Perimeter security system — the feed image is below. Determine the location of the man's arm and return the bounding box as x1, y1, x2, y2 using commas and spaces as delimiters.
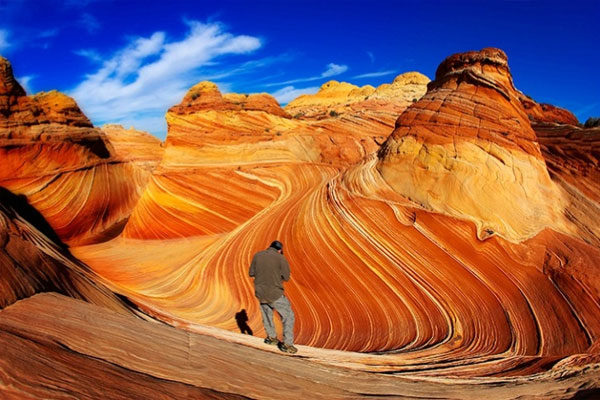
249, 255, 256, 278
281, 256, 290, 281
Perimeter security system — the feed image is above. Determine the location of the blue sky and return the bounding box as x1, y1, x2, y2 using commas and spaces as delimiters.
1, 0, 598, 138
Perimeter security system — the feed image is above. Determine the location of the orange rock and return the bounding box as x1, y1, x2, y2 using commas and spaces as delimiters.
535, 122, 600, 245
3, 49, 599, 389
76, 50, 600, 378
101, 124, 164, 172
519, 93, 579, 125
285, 72, 429, 119
123, 73, 427, 239
377, 47, 572, 241
0, 187, 129, 312
0, 57, 149, 245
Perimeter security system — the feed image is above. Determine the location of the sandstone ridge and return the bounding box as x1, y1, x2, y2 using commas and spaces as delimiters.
285, 72, 430, 118
0, 57, 151, 245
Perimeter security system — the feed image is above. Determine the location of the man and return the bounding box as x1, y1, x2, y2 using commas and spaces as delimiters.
249, 240, 297, 354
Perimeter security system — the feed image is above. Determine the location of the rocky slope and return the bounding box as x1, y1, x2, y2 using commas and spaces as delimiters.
0, 56, 151, 245
0, 186, 129, 312
121, 74, 428, 240
2, 293, 598, 399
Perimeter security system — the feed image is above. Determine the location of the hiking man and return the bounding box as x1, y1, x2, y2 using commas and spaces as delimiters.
249, 240, 297, 354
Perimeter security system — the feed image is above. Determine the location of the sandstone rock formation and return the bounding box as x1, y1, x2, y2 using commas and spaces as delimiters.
2, 49, 599, 399
377, 48, 573, 241
74, 50, 600, 385
2, 293, 598, 399
0, 56, 151, 245
0, 186, 129, 312
535, 122, 600, 245
519, 94, 579, 125
121, 75, 427, 240
101, 124, 164, 172
285, 72, 429, 118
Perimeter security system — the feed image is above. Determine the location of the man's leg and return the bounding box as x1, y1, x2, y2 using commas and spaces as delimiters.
259, 303, 277, 339
273, 296, 295, 345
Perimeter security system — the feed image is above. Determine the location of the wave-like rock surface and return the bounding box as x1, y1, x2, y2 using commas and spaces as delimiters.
535, 122, 600, 246
2, 293, 598, 399
0, 57, 151, 245
101, 124, 164, 172
0, 186, 129, 312
2, 48, 598, 396
122, 75, 427, 240
73, 48, 600, 388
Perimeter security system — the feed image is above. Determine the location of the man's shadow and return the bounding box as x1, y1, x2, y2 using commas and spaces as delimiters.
235, 309, 253, 335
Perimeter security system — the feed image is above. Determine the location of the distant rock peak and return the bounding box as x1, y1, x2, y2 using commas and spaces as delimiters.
171, 80, 288, 117
0, 56, 26, 98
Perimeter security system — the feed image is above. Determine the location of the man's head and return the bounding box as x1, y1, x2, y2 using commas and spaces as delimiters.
270, 240, 283, 253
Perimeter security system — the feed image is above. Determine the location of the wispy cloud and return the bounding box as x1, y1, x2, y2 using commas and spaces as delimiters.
266, 62, 348, 87
367, 51, 375, 63
0, 29, 10, 51
79, 13, 100, 34
70, 21, 262, 137
17, 75, 35, 94
271, 85, 320, 105
74, 48, 103, 63
353, 70, 396, 79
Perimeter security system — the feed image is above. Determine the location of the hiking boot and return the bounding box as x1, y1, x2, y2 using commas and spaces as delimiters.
264, 336, 278, 345
278, 342, 298, 354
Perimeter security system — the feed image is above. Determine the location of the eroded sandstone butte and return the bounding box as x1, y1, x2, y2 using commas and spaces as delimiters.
377, 48, 578, 242
0, 56, 151, 245
72, 48, 600, 391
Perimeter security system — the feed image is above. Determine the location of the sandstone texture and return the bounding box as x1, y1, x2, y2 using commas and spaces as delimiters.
1, 49, 599, 399
121, 75, 428, 240
377, 48, 573, 241
73, 50, 600, 387
101, 124, 164, 171
1, 293, 598, 399
285, 72, 429, 118
0, 186, 129, 312
0, 56, 151, 245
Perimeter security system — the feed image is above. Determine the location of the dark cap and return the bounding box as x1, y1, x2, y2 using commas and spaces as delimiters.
269, 240, 283, 251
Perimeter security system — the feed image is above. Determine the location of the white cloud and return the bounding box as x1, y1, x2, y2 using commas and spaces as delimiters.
70, 21, 262, 138
74, 49, 103, 63
321, 63, 348, 77
0, 29, 10, 51
353, 70, 397, 79
17, 75, 35, 94
271, 85, 320, 105
79, 13, 100, 34
266, 62, 348, 87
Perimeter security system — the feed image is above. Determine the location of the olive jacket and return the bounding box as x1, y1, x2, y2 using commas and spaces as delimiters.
249, 247, 290, 303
